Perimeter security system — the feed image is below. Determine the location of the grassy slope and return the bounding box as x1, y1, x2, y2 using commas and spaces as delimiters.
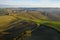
10, 14, 60, 31
12, 11, 48, 20
0, 14, 60, 32
0, 15, 16, 32
19, 17, 60, 31
43, 21, 60, 31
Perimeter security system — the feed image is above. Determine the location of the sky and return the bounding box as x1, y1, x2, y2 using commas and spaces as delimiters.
0, 0, 60, 7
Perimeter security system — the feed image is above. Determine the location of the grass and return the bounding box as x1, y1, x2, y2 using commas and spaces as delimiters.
43, 21, 60, 31
16, 15, 60, 31
19, 17, 60, 31
0, 14, 60, 32
0, 15, 16, 32
11, 14, 60, 31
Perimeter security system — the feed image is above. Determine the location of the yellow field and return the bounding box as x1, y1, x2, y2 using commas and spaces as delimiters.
0, 15, 16, 32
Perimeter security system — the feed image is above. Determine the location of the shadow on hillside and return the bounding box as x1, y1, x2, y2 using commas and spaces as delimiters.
0, 20, 60, 40
0, 20, 37, 40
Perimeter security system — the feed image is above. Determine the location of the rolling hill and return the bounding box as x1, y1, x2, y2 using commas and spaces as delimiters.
5, 8, 60, 21
0, 8, 60, 40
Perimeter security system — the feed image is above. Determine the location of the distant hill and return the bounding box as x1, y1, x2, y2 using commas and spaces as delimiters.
5, 8, 60, 21
0, 8, 60, 21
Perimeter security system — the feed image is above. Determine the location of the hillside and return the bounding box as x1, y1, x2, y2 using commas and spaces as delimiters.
0, 8, 60, 40
0, 8, 60, 21
0, 15, 16, 32
6, 8, 60, 21
0, 8, 60, 31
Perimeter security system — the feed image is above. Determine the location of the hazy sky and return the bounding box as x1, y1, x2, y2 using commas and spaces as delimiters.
0, 0, 60, 7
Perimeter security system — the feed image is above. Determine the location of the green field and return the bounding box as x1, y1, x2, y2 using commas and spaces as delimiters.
0, 15, 60, 32
43, 21, 60, 31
